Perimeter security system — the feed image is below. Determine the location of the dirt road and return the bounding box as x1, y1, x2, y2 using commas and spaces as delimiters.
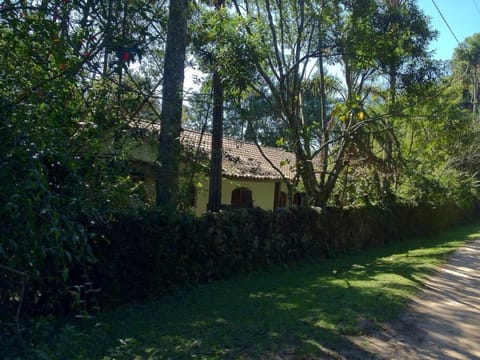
351, 239, 480, 360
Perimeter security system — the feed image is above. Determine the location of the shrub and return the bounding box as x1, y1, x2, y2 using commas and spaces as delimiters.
92, 202, 476, 304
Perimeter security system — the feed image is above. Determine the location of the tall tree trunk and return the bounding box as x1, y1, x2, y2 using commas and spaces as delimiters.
207, 0, 225, 212
102, 0, 112, 76
318, 25, 329, 195
208, 71, 224, 211
156, 0, 188, 207
473, 64, 478, 121
381, 67, 398, 201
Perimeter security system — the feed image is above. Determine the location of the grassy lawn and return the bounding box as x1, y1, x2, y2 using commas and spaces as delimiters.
14, 224, 480, 359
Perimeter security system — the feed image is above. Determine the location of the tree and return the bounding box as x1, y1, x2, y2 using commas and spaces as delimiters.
0, 0, 169, 324
191, 0, 265, 210
208, 0, 225, 212
0, 0, 105, 322
394, 73, 477, 206
230, 0, 328, 204
156, 0, 189, 207
453, 33, 480, 121
366, 0, 437, 200
226, 0, 435, 206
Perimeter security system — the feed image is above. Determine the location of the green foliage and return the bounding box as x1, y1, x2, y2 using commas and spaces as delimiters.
452, 32, 480, 125
2, 2, 480, 350
453, 33, 480, 82
0, 0, 166, 327
6, 224, 479, 359
1, 9, 94, 322
191, 5, 266, 96
91, 203, 474, 305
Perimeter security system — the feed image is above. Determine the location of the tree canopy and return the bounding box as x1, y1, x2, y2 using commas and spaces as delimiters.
1, 0, 479, 327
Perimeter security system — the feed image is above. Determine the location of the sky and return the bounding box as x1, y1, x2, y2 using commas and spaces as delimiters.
184, 1, 480, 92
417, 0, 480, 60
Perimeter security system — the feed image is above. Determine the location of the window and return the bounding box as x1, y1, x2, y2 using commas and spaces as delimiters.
231, 187, 253, 208
293, 192, 306, 206
185, 184, 196, 208
274, 182, 288, 209
278, 191, 287, 208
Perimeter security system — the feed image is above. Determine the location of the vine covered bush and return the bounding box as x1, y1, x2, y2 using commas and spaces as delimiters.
93, 202, 476, 304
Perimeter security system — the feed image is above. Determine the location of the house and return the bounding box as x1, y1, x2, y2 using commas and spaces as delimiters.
126, 120, 299, 215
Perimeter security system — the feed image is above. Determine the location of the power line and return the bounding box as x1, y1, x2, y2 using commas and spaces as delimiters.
473, 0, 480, 17
431, 0, 460, 45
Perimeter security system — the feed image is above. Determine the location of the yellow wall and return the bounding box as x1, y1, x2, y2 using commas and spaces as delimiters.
129, 138, 157, 163
130, 138, 291, 215
143, 176, 156, 205
194, 177, 290, 216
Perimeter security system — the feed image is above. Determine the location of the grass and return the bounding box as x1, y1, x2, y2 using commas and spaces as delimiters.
11, 223, 480, 359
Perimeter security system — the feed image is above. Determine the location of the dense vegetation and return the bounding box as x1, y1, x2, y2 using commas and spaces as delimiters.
92, 204, 474, 305
4, 224, 479, 359
1, 0, 480, 350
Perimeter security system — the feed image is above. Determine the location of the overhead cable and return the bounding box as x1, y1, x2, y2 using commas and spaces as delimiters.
473, 0, 480, 17
431, 0, 461, 45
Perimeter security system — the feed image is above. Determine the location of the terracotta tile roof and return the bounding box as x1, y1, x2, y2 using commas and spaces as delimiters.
133, 120, 296, 181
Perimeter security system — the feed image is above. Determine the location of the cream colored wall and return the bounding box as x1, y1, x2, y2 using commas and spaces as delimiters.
129, 138, 157, 163
143, 176, 157, 205
194, 177, 289, 216
129, 138, 290, 215
195, 181, 209, 215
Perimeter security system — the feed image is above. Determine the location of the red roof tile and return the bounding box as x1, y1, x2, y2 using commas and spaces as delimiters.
134, 120, 296, 181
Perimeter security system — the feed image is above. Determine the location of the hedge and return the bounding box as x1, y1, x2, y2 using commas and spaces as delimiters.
91, 202, 476, 304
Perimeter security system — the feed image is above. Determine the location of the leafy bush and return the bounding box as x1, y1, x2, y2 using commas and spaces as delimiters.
0, 122, 99, 326
92, 202, 476, 304
0, 2, 155, 330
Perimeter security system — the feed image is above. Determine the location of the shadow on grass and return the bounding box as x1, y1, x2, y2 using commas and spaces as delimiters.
30, 224, 480, 359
